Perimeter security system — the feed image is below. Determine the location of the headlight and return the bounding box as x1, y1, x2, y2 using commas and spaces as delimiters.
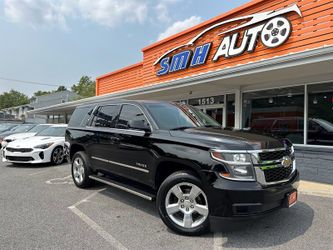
211, 151, 255, 181
34, 142, 54, 149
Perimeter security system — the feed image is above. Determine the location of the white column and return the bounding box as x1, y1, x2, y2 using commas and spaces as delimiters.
234, 89, 242, 129
304, 85, 308, 145
222, 95, 227, 128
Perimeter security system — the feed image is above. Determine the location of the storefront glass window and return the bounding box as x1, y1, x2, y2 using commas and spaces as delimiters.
307, 83, 333, 146
242, 86, 304, 144
226, 94, 235, 128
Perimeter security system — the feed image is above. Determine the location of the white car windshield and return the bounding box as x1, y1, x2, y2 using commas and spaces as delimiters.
36, 127, 66, 137
29, 125, 51, 133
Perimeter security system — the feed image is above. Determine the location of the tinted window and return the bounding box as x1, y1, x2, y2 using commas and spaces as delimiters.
69, 106, 93, 127
92, 105, 119, 128
116, 104, 147, 129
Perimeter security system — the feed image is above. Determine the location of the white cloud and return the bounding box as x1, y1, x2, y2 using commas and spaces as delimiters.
155, 0, 181, 23
3, 0, 153, 28
4, 0, 67, 29
73, 0, 148, 27
157, 16, 202, 41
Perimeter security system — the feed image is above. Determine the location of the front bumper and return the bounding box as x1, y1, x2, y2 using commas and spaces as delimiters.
2, 148, 52, 164
206, 170, 299, 219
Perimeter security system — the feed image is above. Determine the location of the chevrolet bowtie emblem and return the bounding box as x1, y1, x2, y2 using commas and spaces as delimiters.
281, 156, 292, 168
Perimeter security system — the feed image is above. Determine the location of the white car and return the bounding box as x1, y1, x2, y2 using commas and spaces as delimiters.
1, 124, 52, 149
2, 124, 67, 165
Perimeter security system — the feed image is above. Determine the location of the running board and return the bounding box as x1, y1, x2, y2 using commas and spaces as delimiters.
89, 175, 155, 201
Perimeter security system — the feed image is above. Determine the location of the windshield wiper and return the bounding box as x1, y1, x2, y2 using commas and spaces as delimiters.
170, 126, 195, 131
204, 125, 221, 128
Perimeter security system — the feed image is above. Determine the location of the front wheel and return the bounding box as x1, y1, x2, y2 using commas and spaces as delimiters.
51, 146, 64, 165
157, 171, 210, 235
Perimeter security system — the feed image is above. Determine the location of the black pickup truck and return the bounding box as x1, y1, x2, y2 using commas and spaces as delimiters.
66, 100, 299, 235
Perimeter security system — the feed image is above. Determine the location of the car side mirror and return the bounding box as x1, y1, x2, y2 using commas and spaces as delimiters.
128, 120, 151, 134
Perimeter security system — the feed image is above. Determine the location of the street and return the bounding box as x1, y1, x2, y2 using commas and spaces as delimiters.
0, 161, 332, 250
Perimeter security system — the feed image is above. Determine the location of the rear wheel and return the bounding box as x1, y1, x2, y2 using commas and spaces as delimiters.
71, 151, 93, 188
157, 171, 209, 235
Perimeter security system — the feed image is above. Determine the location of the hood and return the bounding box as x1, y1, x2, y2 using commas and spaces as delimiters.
170, 127, 285, 150
4, 132, 37, 141
7, 136, 64, 148
0, 131, 17, 139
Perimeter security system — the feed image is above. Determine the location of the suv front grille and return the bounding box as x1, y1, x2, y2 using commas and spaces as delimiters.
6, 147, 33, 153
258, 150, 287, 161
263, 165, 293, 183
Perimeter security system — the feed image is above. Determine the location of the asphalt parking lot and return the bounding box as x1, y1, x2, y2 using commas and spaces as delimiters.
0, 161, 332, 250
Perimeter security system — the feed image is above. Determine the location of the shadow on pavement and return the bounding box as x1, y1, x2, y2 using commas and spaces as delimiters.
94, 185, 314, 247
99, 187, 159, 218
215, 201, 314, 248
3, 161, 69, 169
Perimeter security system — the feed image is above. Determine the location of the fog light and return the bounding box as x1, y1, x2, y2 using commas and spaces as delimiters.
231, 166, 249, 175
39, 152, 44, 160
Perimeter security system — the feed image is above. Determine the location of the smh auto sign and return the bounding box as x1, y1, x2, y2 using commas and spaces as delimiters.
155, 4, 302, 76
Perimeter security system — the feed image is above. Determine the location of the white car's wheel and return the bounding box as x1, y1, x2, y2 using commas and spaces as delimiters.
51, 146, 64, 165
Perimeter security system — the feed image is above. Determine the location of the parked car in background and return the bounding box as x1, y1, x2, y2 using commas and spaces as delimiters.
66, 100, 298, 235
1, 124, 52, 149
0, 124, 37, 148
2, 124, 67, 165
249, 117, 333, 145
0, 123, 20, 133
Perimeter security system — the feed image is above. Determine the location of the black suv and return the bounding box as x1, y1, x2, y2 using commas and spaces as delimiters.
66, 100, 299, 235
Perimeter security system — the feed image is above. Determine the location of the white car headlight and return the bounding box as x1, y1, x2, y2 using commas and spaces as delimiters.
211, 151, 255, 181
34, 142, 54, 149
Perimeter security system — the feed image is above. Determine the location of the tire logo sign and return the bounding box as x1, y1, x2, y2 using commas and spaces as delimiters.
261, 17, 292, 48
156, 4, 302, 76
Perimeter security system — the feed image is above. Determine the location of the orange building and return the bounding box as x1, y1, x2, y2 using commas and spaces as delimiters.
33, 0, 333, 148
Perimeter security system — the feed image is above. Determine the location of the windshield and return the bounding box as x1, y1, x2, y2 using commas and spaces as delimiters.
144, 102, 220, 130
36, 126, 66, 137
12, 124, 35, 133
29, 125, 51, 133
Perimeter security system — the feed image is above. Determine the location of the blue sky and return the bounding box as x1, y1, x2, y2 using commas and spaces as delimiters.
0, 0, 249, 96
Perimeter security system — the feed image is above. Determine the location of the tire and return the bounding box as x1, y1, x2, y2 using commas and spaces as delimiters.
157, 171, 210, 235
51, 146, 65, 165
71, 151, 93, 188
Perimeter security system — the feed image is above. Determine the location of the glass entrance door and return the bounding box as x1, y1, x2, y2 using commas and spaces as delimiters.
196, 104, 224, 126
205, 108, 223, 125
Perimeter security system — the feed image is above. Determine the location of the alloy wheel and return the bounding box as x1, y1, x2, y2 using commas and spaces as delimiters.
165, 182, 209, 229
52, 147, 64, 165
73, 157, 85, 184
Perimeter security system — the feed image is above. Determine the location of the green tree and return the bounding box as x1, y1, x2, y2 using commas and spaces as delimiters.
56, 85, 67, 92
33, 85, 67, 97
34, 90, 51, 96
71, 76, 96, 99
0, 89, 30, 109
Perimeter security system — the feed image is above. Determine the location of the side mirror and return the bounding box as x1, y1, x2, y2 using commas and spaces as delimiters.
128, 120, 151, 134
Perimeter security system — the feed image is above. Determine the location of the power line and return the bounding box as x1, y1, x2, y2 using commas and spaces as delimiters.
0, 76, 61, 87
